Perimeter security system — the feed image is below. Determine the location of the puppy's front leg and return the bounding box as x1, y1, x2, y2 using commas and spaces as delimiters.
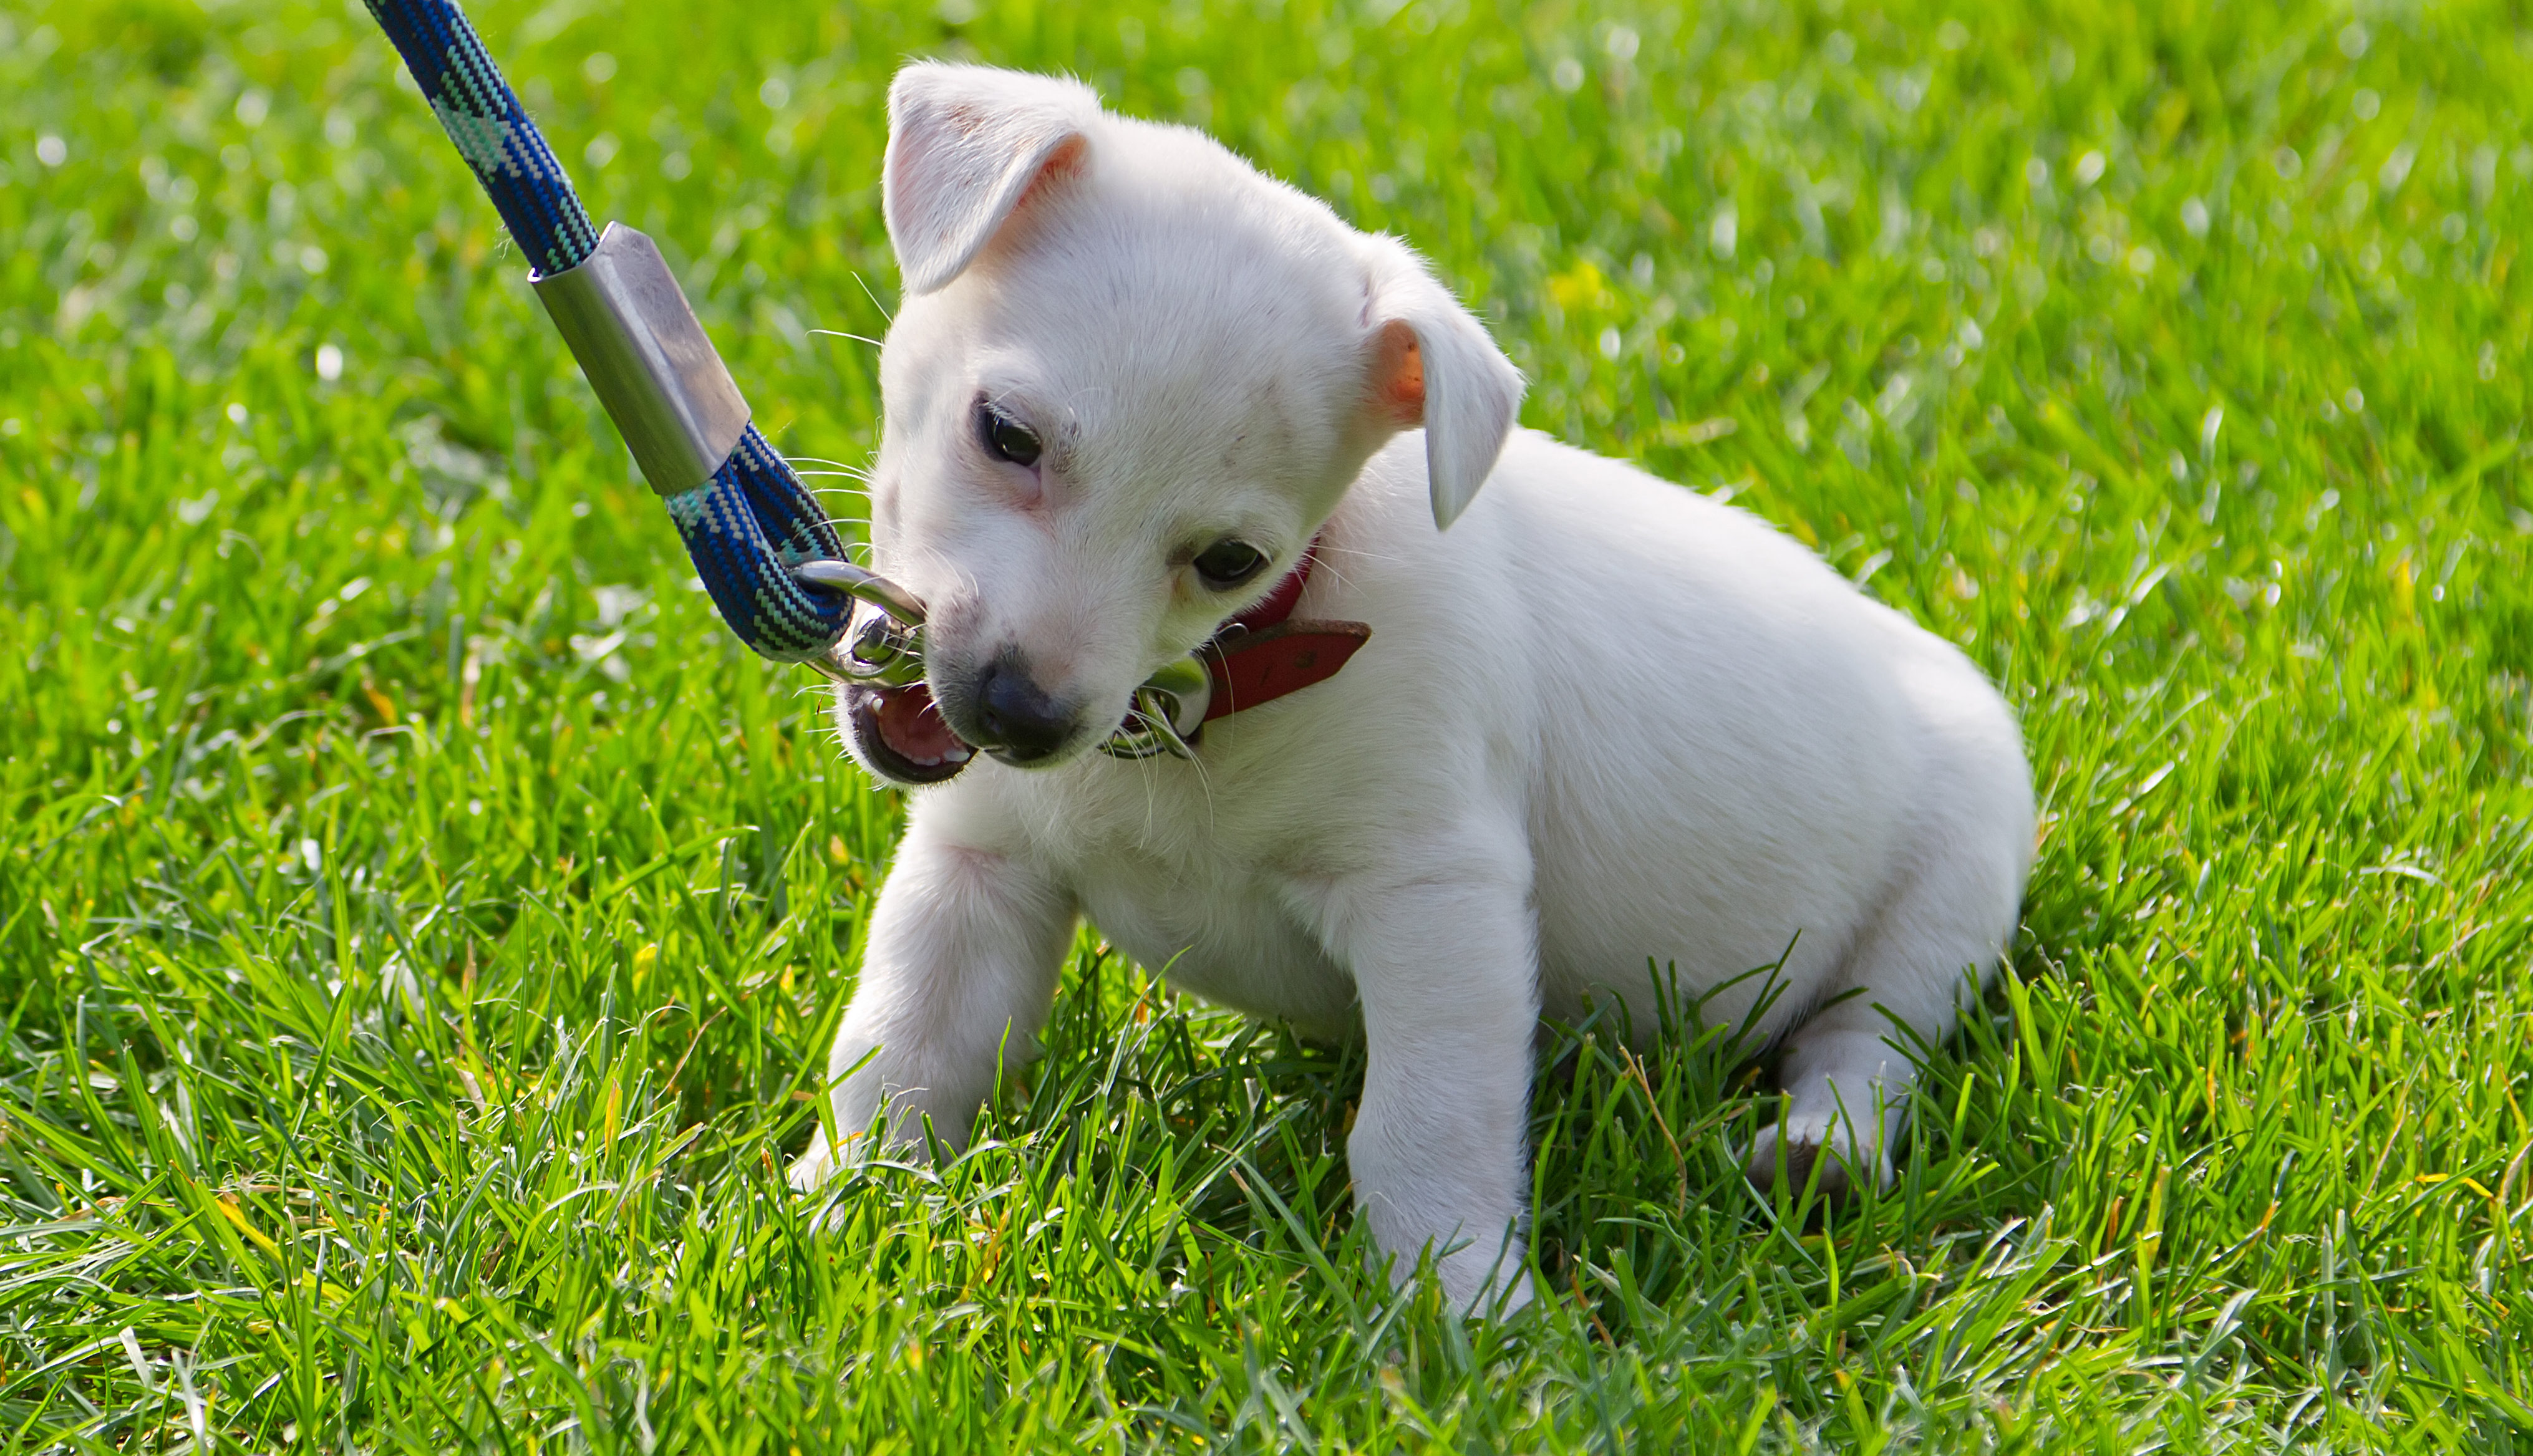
789, 822, 1074, 1187
1312, 849, 1541, 1314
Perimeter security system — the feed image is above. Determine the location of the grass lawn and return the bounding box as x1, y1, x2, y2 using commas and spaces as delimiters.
4, 0, 2531, 1447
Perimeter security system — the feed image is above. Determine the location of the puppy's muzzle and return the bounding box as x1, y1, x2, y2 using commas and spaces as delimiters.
795, 558, 1212, 783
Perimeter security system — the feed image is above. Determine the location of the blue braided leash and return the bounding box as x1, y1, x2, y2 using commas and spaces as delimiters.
362, 0, 854, 662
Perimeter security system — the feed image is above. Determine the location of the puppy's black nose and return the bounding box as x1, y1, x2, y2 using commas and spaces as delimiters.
971, 655, 1076, 762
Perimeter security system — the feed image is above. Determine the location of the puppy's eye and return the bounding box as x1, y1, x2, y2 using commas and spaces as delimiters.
977, 402, 1042, 467
1192, 539, 1269, 591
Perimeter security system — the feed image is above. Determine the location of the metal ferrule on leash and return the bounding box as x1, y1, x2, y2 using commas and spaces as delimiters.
532, 223, 752, 497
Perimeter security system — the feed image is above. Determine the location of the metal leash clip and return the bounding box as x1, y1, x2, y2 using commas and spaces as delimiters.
793, 560, 927, 686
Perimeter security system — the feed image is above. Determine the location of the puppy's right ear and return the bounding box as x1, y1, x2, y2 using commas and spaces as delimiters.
884, 64, 1102, 296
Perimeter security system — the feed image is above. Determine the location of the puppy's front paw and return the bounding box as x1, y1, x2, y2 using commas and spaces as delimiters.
788, 1122, 878, 1192
787, 1127, 838, 1192
1472, 1266, 1537, 1318
1382, 1228, 1536, 1319
1439, 1254, 1536, 1319
1741, 1116, 1892, 1202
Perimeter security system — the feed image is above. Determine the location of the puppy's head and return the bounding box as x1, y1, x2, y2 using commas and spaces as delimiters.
840, 64, 1523, 785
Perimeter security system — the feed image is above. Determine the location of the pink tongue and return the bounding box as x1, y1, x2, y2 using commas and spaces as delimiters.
873, 684, 966, 764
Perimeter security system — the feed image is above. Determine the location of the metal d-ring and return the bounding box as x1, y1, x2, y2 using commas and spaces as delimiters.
1100, 654, 1212, 760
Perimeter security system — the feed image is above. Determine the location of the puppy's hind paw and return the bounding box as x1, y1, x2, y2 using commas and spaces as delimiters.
1740, 1118, 1890, 1203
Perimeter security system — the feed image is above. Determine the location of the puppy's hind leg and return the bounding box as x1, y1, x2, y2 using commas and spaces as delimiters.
1745, 780, 2027, 1200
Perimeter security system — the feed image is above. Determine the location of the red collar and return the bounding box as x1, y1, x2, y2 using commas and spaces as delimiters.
1197, 540, 1371, 723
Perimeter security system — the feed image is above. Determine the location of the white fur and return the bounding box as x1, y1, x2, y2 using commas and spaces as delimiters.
792, 62, 2035, 1314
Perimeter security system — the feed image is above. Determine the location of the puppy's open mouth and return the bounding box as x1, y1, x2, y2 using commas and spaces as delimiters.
846, 682, 974, 785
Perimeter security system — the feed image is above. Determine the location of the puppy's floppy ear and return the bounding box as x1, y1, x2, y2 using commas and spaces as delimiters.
1360, 243, 1526, 530
884, 64, 1102, 296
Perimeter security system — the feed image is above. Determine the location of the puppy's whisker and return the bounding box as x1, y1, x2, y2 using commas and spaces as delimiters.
1323, 545, 1407, 567
812, 516, 876, 545
807, 327, 888, 350
1309, 544, 1408, 583
1132, 718, 1168, 842
1177, 725, 1218, 829
849, 269, 893, 324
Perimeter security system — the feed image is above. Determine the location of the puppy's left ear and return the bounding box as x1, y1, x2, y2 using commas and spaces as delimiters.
885, 64, 1102, 296
1361, 244, 1525, 531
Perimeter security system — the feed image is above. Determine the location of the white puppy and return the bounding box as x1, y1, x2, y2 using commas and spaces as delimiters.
790, 62, 2035, 1313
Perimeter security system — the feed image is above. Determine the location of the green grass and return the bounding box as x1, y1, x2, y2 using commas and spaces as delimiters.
3, 0, 2531, 1447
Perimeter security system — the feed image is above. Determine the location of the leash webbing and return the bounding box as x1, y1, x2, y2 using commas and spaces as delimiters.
361, 0, 856, 662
